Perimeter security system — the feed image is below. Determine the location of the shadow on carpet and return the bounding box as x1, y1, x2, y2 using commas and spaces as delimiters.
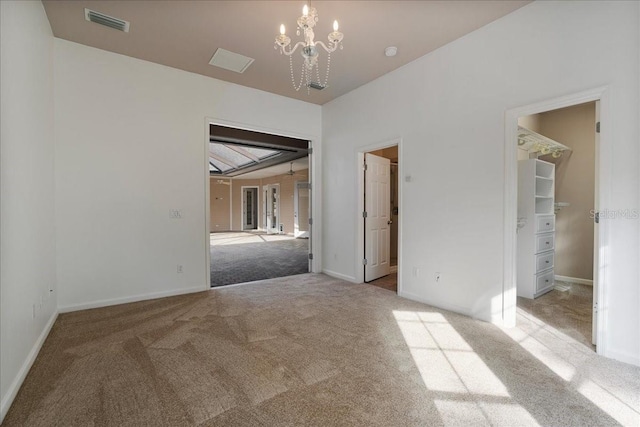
211, 238, 309, 287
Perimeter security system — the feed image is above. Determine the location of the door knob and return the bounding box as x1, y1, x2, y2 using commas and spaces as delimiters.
387, 220, 393, 225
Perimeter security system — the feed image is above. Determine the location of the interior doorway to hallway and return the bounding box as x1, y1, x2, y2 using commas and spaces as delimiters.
361, 144, 399, 292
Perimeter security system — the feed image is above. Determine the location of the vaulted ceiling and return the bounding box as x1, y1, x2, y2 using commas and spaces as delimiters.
43, 1, 530, 105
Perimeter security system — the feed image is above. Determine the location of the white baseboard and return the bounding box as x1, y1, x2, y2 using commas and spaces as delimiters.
606, 348, 640, 367
322, 269, 358, 283
212, 273, 312, 289
555, 275, 593, 286
0, 309, 58, 423
398, 290, 493, 322
58, 285, 206, 313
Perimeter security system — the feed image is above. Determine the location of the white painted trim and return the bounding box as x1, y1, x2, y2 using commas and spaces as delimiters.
555, 275, 593, 286
606, 349, 640, 367
356, 137, 403, 290
229, 179, 233, 231
205, 116, 321, 274
204, 118, 212, 291
503, 86, 611, 357
0, 310, 58, 423
323, 269, 358, 283
211, 273, 313, 289
398, 291, 476, 319
57, 286, 205, 313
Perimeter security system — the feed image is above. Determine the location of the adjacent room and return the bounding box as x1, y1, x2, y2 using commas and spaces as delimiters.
207, 125, 311, 287
516, 102, 598, 351
2, 1, 639, 426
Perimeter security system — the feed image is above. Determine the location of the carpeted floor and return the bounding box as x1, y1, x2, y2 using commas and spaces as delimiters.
517, 281, 594, 351
210, 232, 308, 287
4, 274, 639, 426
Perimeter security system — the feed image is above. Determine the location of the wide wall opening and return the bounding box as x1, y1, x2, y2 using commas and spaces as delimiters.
207, 124, 312, 287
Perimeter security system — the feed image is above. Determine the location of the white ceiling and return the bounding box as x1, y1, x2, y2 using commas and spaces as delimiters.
42, 0, 530, 105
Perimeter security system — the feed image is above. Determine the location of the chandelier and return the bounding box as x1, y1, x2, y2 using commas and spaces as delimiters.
274, 3, 344, 93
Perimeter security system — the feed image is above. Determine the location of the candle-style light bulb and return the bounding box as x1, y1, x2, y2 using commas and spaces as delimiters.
333, 20, 339, 31
280, 24, 286, 35
303, 4, 309, 16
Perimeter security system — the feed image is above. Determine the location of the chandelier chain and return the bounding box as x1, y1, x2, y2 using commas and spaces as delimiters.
289, 55, 305, 92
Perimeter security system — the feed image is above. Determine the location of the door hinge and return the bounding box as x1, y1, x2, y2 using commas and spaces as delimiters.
593, 301, 598, 313
362, 211, 368, 218
595, 211, 600, 224
362, 258, 368, 265
308, 253, 314, 260
308, 147, 313, 155
363, 163, 368, 171
596, 121, 600, 133
308, 218, 313, 225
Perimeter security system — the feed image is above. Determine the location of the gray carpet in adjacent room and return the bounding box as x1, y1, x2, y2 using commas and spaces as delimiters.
210, 233, 308, 287
3, 274, 639, 426
517, 281, 594, 351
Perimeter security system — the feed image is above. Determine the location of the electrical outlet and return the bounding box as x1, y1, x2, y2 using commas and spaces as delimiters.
435, 272, 441, 282
177, 264, 183, 274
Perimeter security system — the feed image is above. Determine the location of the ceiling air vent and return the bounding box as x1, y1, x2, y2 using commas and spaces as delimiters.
307, 82, 326, 91
209, 48, 254, 74
84, 8, 130, 33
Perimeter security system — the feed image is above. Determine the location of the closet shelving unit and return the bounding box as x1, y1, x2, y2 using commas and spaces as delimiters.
517, 158, 556, 299
517, 126, 571, 158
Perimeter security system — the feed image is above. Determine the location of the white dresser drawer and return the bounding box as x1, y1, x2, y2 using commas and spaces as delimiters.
535, 233, 555, 254
536, 270, 555, 292
536, 252, 554, 273
536, 215, 555, 233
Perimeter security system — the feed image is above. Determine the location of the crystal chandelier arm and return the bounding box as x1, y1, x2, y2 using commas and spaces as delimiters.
314, 41, 338, 54
281, 41, 308, 56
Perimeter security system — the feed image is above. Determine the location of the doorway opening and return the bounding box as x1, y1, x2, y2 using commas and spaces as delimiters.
506, 89, 609, 354
207, 124, 312, 287
360, 144, 399, 292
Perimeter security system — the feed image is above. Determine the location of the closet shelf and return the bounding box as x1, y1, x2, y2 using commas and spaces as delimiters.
518, 126, 571, 158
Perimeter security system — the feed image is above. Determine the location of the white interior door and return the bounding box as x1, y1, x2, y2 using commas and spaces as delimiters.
592, 100, 600, 346
294, 181, 310, 238
264, 184, 280, 234
365, 153, 391, 282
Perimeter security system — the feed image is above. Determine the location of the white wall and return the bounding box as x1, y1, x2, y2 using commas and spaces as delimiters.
0, 1, 58, 421
322, 1, 639, 365
54, 40, 321, 310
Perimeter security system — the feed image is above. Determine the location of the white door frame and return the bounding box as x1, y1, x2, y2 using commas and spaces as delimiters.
241, 186, 259, 230
294, 180, 310, 238
204, 117, 321, 290
503, 86, 610, 357
356, 138, 403, 291
264, 183, 280, 234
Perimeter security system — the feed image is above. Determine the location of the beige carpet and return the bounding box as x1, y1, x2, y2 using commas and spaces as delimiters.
3, 274, 639, 426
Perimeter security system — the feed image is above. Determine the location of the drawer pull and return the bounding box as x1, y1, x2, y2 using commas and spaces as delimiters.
546, 222, 550, 226
545, 279, 549, 283
545, 260, 550, 264
546, 241, 550, 245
